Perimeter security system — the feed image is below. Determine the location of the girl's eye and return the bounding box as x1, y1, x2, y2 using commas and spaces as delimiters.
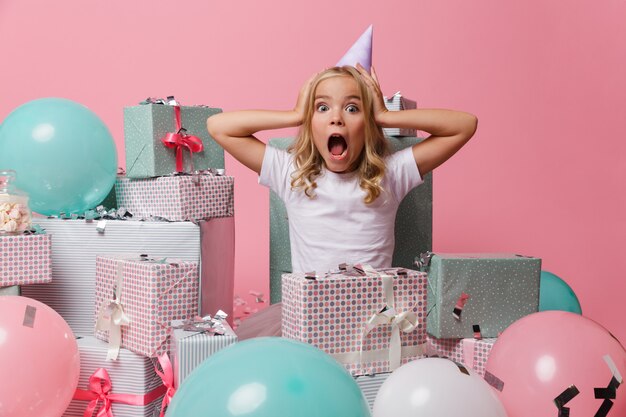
345, 104, 359, 113
317, 104, 329, 112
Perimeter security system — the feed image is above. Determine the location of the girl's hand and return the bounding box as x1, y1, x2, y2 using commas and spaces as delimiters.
294, 71, 320, 125
356, 63, 388, 124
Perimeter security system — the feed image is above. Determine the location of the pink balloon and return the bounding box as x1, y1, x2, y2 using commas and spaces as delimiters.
485, 311, 626, 417
0, 296, 80, 417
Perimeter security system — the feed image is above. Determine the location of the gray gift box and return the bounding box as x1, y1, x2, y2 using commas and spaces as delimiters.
124, 103, 224, 178
424, 253, 541, 338
269, 136, 432, 303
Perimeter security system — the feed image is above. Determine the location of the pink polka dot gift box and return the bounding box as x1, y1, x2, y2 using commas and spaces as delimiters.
0, 232, 51, 287
281, 265, 428, 376
95, 255, 199, 359
114, 174, 234, 222
424, 334, 496, 377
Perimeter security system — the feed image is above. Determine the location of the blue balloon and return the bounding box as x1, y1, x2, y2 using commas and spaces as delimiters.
167, 337, 370, 417
0, 98, 117, 215
539, 270, 582, 314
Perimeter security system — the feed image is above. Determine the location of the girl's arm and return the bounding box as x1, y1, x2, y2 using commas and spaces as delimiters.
356, 64, 478, 177
206, 74, 316, 175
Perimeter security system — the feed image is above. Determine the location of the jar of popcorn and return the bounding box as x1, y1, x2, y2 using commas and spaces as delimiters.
0, 170, 32, 234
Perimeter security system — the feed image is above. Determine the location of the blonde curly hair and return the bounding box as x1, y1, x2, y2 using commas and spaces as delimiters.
288, 66, 389, 204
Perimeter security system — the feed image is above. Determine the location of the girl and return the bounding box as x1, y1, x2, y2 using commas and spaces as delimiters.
207, 64, 477, 337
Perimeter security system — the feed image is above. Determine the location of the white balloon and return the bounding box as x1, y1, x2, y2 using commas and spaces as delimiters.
373, 358, 508, 417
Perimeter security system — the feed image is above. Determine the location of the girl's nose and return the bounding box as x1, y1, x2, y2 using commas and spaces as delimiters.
330, 112, 344, 126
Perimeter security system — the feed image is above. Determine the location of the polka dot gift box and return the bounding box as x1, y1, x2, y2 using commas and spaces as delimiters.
281, 266, 428, 376
421, 253, 541, 339
0, 232, 51, 287
95, 255, 199, 358
115, 174, 234, 222
424, 335, 496, 377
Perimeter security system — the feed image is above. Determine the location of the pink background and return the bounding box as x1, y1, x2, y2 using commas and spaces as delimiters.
1, 1, 624, 341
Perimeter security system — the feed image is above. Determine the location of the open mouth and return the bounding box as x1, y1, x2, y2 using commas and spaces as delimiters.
328, 134, 348, 160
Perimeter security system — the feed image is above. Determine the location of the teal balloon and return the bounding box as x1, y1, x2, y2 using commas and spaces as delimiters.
0, 98, 117, 215
539, 270, 582, 314
167, 337, 370, 417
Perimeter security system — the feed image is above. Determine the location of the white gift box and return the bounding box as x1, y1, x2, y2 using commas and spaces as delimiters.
382, 92, 417, 137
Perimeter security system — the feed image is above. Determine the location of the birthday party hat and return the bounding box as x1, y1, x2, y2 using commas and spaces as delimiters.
336, 25, 373, 70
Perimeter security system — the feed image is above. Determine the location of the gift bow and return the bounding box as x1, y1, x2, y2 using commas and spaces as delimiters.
74, 367, 166, 417
96, 260, 131, 361
361, 266, 419, 371
161, 105, 204, 172
154, 353, 176, 417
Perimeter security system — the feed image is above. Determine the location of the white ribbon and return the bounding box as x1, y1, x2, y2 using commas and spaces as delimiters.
96, 260, 131, 361
358, 266, 420, 371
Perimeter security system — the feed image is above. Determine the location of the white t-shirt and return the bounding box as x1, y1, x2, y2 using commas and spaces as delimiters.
259, 146, 423, 274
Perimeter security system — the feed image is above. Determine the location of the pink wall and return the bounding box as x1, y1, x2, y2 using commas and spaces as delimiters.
1, 1, 625, 341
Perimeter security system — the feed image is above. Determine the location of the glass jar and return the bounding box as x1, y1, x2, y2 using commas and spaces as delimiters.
0, 170, 32, 234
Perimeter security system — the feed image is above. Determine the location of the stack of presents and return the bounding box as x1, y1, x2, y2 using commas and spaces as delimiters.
0, 94, 542, 415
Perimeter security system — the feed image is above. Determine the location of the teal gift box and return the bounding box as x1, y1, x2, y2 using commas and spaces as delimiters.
423, 253, 541, 338
269, 136, 432, 303
124, 102, 224, 178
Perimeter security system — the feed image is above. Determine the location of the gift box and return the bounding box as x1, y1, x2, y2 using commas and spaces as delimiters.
382, 92, 417, 137
0, 285, 20, 296
95, 255, 199, 358
0, 232, 51, 287
422, 253, 541, 338
115, 174, 234, 221
124, 101, 224, 178
425, 335, 496, 377
268, 136, 432, 303
21, 218, 234, 336
354, 372, 390, 410
282, 266, 428, 376
170, 316, 238, 388
63, 336, 166, 417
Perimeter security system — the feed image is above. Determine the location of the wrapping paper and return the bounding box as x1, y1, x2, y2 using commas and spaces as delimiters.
115, 174, 234, 221
354, 373, 391, 410
63, 336, 164, 417
95, 255, 199, 357
424, 253, 541, 338
268, 136, 432, 303
282, 267, 427, 376
425, 335, 496, 377
124, 103, 223, 178
170, 318, 237, 388
21, 218, 234, 336
0, 232, 51, 286
382, 93, 417, 137
0, 285, 20, 296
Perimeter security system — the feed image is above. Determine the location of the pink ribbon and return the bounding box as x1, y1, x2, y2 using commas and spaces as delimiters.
154, 352, 177, 417
74, 368, 167, 417
161, 105, 204, 172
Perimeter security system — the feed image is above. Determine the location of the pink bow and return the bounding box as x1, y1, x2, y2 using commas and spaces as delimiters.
154, 352, 177, 417
161, 105, 204, 172
74, 367, 167, 417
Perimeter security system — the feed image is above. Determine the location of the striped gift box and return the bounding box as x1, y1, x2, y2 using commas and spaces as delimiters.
354, 373, 390, 410
64, 336, 164, 417
21, 219, 201, 336
0, 232, 51, 286
425, 335, 496, 377
170, 318, 237, 388
382, 93, 417, 137
115, 174, 234, 222
95, 255, 199, 357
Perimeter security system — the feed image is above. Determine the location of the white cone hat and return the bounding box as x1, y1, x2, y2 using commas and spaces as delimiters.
336, 25, 373, 70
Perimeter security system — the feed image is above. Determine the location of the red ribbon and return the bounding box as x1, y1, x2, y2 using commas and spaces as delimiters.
74, 368, 167, 417
160, 105, 204, 172
154, 352, 177, 417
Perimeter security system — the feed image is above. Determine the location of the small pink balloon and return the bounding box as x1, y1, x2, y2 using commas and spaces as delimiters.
485, 311, 626, 417
0, 296, 80, 417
